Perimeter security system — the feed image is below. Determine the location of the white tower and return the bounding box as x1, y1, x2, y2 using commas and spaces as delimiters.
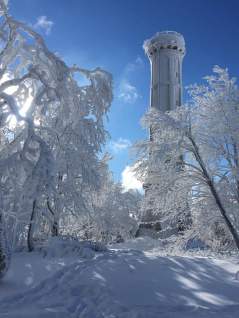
138, 31, 186, 235
144, 31, 185, 112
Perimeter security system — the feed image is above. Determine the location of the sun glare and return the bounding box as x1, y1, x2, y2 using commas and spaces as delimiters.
1, 74, 34, 129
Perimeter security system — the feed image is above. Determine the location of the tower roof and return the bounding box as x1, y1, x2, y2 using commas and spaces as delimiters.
144, 31, 185, 55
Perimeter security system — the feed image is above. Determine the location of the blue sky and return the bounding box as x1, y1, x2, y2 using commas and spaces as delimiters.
10, 0, 239, 186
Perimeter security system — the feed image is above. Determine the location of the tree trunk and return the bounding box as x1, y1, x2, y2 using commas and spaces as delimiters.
207, 178, 239, 249
27, 199, 37, 252
188, 134, 239, 250
47, 199, 59, 237
0, 213, 10, 278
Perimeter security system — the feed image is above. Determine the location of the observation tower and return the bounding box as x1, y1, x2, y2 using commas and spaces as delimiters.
138, 31, 186, 236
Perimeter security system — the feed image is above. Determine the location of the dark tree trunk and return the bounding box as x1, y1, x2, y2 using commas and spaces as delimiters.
188, 134, 239, 250
0, 213, 10, 278
51, 222, 58, 237
27, 199, 37, 252
47, 199, 58, 237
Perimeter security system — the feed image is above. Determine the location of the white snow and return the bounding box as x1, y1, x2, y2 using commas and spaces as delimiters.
0, 238, 239, 317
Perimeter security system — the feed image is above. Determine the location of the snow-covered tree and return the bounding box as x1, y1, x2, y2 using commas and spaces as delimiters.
186, 66, 239, 248
135, 66, 239, 249
0, 0, 112, 276
134, 109, 192, 237
40, 66, 112, 243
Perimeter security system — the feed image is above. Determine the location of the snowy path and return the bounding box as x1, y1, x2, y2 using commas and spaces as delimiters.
0, 248, 239, 317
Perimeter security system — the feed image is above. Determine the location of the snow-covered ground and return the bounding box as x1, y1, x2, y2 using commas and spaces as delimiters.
0, 238, 239, 317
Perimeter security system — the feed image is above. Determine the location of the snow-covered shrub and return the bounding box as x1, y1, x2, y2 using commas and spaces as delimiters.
41, 236, 107, 259
61, 187, 141, 244
83, 184, 141, 243
59, 156, 142, 244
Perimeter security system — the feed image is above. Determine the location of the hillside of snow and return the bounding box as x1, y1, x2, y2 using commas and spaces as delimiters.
0, 238, 239, 318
